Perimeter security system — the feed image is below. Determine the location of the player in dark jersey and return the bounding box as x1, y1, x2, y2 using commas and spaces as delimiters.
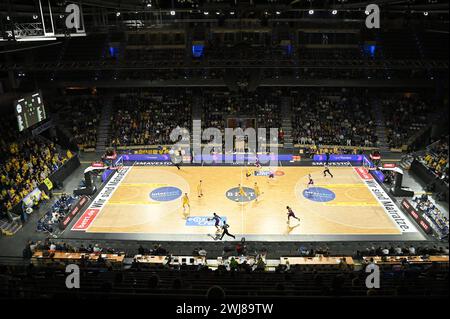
307, 174, 314, 188
286, 206, 301, 223
323, 165, 334, 178
171, 150, 182, 170
220, 223, 236, 240
254, 157, 261, 168
208, 213, 222, 230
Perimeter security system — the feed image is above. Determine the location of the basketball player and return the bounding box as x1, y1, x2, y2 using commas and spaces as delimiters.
208, 213, 222, 230
265, 169, 275, 184
238, 184, 248, 200
254, 157, 261, 168
245, 167, 252, 179
197, 180, 203, 198
323, 165, 334, 178
307, 174, 314, 188
173, 150, 182, 170
254, 182, 261, 201
182, 193, 190, 212
286, 206, 301, 224
220, 222, 236, 240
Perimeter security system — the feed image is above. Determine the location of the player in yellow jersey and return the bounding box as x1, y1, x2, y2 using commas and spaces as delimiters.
237, 184, 250, 201
245, 167, 252, 180
253, 182, 261, 201
197, 180, 203, 198
182, 193, 190, 212
238, 184, 246, 196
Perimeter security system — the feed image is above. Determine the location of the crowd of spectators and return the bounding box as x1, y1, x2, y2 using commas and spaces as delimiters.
55, 97, 101, 151
36, 193, 77, 235
24, 237, 450, 263
412, 195, 449, 240
109, 94, 192, 147
292, 91, 378, 147
420, 137, 449, 184
202, 90, 282, 136
45, 90, 437, 153
0, 120, 70, 217
9, 238, 447, 299
356, 243, 449, 258
108, 89, 283, 148
54, 89, 426, 153
22, 239, 120, 259
382, 95, 433, 148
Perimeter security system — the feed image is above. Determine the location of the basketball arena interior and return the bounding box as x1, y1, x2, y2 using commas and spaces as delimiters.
0, 0, 449, 308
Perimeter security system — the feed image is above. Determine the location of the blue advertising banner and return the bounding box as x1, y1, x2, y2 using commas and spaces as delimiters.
313, 154, 364, 162
371, 170, 385, 183
101, 169, 114, 183
186, 216, 227, 227
194, 154, 293, 162
122, 154, 172, 162
120, 153, 294, 163
363, 155, 385, 183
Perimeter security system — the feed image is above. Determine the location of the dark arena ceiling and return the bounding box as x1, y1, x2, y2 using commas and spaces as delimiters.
0, 0, 447, 87
1, 1, 449, 17
0, 1, 448, 35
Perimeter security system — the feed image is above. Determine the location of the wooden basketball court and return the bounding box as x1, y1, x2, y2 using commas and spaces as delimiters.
70, 165, 420, 239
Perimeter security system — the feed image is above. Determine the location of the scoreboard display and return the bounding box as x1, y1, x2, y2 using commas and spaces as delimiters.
15, 91, 47, 132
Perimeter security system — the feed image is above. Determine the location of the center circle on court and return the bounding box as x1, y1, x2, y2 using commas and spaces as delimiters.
303, 187, 336, 203
150, 186, 183, 202
226, 187, 256, 202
